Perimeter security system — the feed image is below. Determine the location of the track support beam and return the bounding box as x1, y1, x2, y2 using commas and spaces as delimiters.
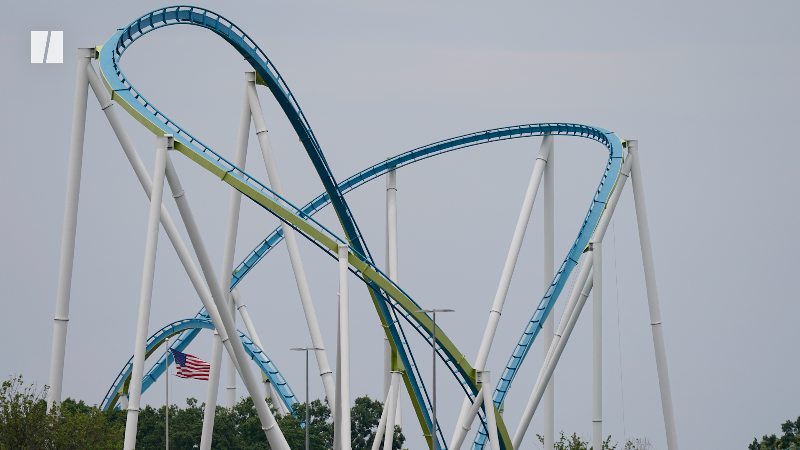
453, 135, 552, 441
542, 137, 555, 450
123, 135, 169, 450
164, 153, 290, 450
385, 167, 402, 426
246, 73, 336, 405
47, 47, 93, 412
335, 244, 352, 450
628, 140, 679, 450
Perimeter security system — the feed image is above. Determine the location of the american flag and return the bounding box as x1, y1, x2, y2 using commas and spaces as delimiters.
170, 349, 211, 380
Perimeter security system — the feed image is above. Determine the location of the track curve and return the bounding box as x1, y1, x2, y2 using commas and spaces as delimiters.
100, 312, 299, 413
97, 7, 623, 450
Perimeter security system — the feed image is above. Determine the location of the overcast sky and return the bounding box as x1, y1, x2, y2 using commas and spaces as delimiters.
1, 1, 798, 449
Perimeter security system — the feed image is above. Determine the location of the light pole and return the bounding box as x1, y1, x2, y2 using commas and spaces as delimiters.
414, 309, 454, 450
291, 347, 323, 450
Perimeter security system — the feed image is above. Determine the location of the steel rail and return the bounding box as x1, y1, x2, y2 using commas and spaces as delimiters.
98, 9, 474, 449
96, 7, 623, 450
100, 315, 299, 413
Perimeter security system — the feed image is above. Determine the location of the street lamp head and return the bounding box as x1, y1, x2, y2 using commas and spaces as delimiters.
290, 347, 324, 351
413, 309, 455, 314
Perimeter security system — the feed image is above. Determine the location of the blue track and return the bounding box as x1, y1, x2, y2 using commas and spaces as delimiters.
100, 310, 299, 413
98, 7, 623, 450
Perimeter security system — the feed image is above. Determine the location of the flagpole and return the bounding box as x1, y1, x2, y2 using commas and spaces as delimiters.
165, 337, 169, 450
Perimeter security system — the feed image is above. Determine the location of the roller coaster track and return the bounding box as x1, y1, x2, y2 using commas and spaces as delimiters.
100, 309, 299, 414
96, 6, 623, 450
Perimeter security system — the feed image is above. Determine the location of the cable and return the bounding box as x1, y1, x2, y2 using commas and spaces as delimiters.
611, 218, 627, 439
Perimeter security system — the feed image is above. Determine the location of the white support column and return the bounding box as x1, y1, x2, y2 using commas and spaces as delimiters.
47, 47, 93, 412
334, 282, 342, 450
628, 140, 679, 450
86, 63, 283, 447
513, 252, 594, 450
448, 386, 486, 450
227, 297, 237, 408
385, 168, 402, 427
336, 244, 352, 450
382, 371, 402, 450
542, 138, 555, 450
246, 75, 335, 404
592, 242, 602, 450
164, 154, 290, 450
230, 289, 277, 414
384, 169, 392, 401
85, 65, 224, 335
383, 338, 391, 400
232, 289, 267, 354
200, 331, 223, 450
224, 78, 251, 409
481, 372, 500, 450
123, 135, 170, 450
453, 136, 553, 439
372, 371, 401, 450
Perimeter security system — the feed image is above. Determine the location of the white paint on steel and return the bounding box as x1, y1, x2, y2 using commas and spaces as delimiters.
85, 65, 225, 339
481, 372, 500, 450
385, 168, 402, 427
592, 242, 602, 450
164, 154, 290, 450
336, 244, 352, 450
382, 371, 402, 450
223, 77, 251, 409
123, 135, 169, 450
628, 140, 679, 450
200, 331, 223, 450
47, 47, 92, 412
453, 136, 552, 439
371, 374, 395, 450
448, 386, 485, 450
247, 76, 336, 405
542, 138, 555, 450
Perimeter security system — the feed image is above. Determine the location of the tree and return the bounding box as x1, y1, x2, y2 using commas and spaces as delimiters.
0, 374, 404, 450
748, 416, 800, 450
536, 431, 615, 450
0, 375, 124, 450
349, 396, 403, 450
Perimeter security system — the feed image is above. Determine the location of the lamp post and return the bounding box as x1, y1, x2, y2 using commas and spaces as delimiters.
413, 309, 454, 450
291, 347, 323, 450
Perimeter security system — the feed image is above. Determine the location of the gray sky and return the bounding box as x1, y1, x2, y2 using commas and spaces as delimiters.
1, 1, 798, 449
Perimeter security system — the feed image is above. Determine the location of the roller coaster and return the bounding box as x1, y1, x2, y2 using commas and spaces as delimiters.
47, 6, 679, 450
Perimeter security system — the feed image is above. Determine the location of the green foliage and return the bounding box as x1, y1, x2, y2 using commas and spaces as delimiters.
622, 437, 653, 450
0, 375, 404, 450
749, 416, 800, 450
0, 375, 124, 450
536, 431, 655, 450
349, 396, 404, 450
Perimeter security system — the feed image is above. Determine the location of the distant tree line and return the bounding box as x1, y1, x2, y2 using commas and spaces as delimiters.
536, 431, 653, 450
2, 373, 664, 450
749, 416, 800, 450
0, 375, 403, 450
